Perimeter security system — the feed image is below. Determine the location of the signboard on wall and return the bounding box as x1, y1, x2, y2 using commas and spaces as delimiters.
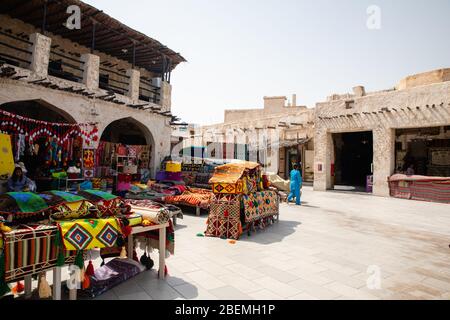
316, 162, 324, 173
430, 148, 450, 166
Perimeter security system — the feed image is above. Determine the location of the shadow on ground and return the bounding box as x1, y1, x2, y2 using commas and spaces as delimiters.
239, 220, 301, 245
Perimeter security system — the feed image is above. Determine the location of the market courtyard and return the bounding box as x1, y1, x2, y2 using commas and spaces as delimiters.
87, 186, 450, 300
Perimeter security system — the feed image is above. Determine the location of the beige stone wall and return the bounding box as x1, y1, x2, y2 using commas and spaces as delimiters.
0, 72, 171, 176
193, 107, 314, 177
160, 81, 172, 112
263, 96, 286, 111
397, 68, 450, 90
0, 14, 178, 177
224, 95, 308, 123
224, 105, 307, 123
314, 80, 450, 196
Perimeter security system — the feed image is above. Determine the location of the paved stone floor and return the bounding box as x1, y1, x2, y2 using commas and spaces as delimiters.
42, 186, 450, 300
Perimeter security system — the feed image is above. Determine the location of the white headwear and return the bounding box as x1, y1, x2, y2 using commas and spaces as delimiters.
15, 162, 27, 173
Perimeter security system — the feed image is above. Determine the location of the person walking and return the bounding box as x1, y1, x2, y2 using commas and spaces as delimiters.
287, 163, 302, 205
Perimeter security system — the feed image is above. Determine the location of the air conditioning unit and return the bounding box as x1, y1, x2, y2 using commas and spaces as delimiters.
152, 77, 162, 88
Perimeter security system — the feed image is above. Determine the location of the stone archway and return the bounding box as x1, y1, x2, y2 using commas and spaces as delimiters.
0, 99, 77, 124
99, 117, 156, 176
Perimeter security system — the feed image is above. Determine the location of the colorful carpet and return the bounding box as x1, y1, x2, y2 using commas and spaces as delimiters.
243, 191, 279, 223
205, 200, 242, 240
78, 189, 118, 201
164, 187, 213, 209
2, 224, 76, 282
0, 192, 66, 220
77, 190, 122, 216
58, 218, 122, 251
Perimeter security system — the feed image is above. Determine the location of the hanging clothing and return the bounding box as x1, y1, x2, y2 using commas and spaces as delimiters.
287, 169, 302, 205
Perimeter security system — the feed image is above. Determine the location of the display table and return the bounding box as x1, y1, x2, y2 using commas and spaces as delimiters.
127, 223, 168, 280
1, 190, 171, 300
32, 223, 169, 301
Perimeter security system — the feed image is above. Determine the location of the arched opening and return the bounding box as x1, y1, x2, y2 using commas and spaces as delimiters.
0, 100, 82, 191
100, 117, 152, 145
1, 99, 76, 124
98, 117, 155, 191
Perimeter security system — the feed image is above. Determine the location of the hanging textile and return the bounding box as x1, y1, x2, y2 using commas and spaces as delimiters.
0, 109, 99, 147
0, 133, 15, 176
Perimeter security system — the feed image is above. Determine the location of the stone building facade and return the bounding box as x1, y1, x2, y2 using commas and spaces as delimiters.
188, 95, 315, 181
0, 2, 185, 176
184, 69, 450, 197
314, 69, 450, 196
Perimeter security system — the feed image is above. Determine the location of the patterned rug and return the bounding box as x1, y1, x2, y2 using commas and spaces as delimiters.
243, 191, 279, 223
77, 189, 118, 201
77, 190, 122, 216
46, 190, 86, 203
57, 218, 122, 251
2, 224, 76, 282
164, 187, 213, 209
209, 161, 260, 184
0, 192, 67, 220
205, 200, 242, 240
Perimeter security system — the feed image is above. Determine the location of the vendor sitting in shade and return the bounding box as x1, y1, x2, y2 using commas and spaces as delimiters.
7, 164, 36, 192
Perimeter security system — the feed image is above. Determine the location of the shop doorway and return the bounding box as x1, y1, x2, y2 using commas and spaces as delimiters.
333, 131, 373, 192
1, 100, 79, 191
395, 126, 450, 177
98, 117, 155, 190
285, 146, 302, 180
101, 118, 151, 145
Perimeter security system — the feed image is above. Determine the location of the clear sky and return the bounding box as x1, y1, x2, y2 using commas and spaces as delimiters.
84, 0, 450, 125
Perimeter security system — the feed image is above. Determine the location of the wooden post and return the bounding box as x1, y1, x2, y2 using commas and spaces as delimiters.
42, 0, 48, 34
132, 42, 136, 68
91, 20, 96, 53
24, 274, 32, 299
158, 226, 166, 279
69, 287, 77, 300
52, 266, 62, 300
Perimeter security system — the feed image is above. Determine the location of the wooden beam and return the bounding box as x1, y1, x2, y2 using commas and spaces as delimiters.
88, 36, 132, 50
62, 24, 112, 43
17, 0, 64, 26
3, 0, 37, 16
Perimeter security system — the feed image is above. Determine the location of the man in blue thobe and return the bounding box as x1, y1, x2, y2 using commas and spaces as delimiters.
287, 164, 302, 205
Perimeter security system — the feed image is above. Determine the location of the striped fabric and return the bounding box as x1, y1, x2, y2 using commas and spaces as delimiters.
389, 180, 450, 204
3, 224, 75, 282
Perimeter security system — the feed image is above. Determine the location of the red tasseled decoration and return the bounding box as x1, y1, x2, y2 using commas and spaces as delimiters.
122, 225, 132, 237
85, 260, 95, 277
